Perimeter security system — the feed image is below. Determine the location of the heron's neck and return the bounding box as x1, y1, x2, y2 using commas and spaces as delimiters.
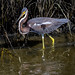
19, 11, 29, 34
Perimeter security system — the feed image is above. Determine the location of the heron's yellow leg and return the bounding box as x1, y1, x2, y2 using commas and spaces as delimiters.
42, 34, 45, 49
47, 34, 54, 47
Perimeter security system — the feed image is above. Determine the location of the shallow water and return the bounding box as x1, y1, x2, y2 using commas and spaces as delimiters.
0, 33, 75, 75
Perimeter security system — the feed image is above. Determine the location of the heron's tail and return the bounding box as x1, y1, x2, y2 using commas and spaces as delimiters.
59, 19, 70, 23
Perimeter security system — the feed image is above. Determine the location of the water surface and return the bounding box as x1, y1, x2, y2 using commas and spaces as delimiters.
0, 33, 75, 75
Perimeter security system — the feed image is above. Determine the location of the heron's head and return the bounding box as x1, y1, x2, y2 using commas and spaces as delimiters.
16, 7, 28, 22
21, 7, 28, 17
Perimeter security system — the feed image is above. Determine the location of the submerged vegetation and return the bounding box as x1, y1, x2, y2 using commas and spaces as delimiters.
0, 0, 75, 48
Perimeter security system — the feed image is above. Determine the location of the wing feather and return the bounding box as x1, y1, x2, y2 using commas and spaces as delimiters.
27, 17, 69, 34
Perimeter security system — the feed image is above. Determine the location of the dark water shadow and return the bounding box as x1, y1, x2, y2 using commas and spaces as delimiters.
0, 39, 42, 49
27, 40, 42, 47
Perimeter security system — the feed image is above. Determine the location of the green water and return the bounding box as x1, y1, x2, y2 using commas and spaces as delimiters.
0, 33, 75, 75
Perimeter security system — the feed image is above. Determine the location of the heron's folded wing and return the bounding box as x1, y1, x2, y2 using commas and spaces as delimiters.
27, 17, 69, 34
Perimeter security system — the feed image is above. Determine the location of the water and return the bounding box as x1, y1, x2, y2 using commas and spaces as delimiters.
0, 33, 75, 75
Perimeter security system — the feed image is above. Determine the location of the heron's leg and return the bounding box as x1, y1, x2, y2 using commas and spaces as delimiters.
42, 34, 45, 49
47, 34, 54, 47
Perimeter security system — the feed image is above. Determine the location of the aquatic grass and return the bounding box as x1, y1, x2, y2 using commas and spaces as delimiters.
0, 0, 74, 33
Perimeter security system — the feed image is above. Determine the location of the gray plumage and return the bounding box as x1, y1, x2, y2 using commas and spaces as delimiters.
27, 17, 69, 34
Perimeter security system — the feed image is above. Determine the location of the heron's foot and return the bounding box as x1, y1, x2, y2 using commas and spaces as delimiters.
43, 46, 45, 50
40, 47, 45, 51
1, 48, 13, 62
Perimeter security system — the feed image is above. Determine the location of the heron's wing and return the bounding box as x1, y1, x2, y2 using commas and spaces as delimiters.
28, 17, 53, 25
27, 17, 69, 34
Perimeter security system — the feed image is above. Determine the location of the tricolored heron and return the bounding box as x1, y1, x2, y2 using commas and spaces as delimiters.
17, 7, 69, 49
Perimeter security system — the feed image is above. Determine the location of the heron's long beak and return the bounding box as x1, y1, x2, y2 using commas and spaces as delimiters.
16, 11, 25, 23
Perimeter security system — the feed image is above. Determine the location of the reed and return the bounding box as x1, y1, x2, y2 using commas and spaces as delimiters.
0, 0, 75, 42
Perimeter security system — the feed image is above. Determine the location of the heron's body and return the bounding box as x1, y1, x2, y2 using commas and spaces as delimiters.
27, 17, 69, 34
17, 7, 69, 49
